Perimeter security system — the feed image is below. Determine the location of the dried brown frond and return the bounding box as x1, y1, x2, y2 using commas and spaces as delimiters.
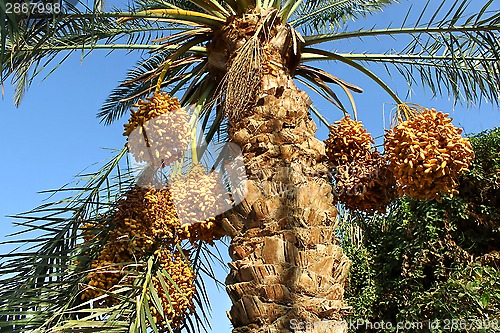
224, 35, 263, 121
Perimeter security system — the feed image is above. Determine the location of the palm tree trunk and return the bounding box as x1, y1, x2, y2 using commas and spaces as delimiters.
223, 27, 351, 333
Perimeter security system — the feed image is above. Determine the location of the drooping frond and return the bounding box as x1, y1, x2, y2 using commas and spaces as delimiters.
295, 64, 363, 113
289, 0, 396, 33
0, 148, 132, 331
302, 48, 405, 104
302, 0, 500, 106
1, 14, 180, 104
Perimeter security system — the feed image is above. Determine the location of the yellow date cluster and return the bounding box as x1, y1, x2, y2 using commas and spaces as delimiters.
385, 108, 474, 200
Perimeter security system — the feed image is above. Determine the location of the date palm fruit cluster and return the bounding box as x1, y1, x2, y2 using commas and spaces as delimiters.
81, 170, 227, 313
150, 249, 196, 328
333, 151, 398, 213
80, 186, 175, 304
384, 107, 474, 200
169, 164, 228, 244
79, 220, 129, 305
325, 116, 398, 213
325, 115, 373, 165
123, 92, 190, 167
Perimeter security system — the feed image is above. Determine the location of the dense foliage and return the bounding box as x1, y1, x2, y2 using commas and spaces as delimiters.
341, 128, 500, 332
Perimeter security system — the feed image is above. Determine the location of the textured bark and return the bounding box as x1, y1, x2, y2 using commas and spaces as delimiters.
220, 30, 351, 333
209, 12, 351, 333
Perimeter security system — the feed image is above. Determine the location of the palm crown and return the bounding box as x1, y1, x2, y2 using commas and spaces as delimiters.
3, 0, 499, 112
0, 0, 499, 332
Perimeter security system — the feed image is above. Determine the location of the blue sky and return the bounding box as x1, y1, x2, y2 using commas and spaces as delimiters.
1, 1, 499, 332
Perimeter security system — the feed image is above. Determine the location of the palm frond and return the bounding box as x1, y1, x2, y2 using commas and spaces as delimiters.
289, 0, 395, 33
295, 69, 346, 112
137, 0, 198, 11
137, 0, 234, 17
302, 48, 403, 104
341, 50, 499, 106
98, 36, 209, 125
302, 0, 500, 106
0, 148, 132, 331
0, 1, 20, 82
1, 13, 171, 104
1, 0, 218, 106
295, 64, 363, 113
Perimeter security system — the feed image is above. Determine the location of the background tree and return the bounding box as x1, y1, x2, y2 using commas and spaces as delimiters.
1, 0, 499, 332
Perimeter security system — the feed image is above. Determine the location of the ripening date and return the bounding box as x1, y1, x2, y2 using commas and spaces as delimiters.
5, 1, 61, 15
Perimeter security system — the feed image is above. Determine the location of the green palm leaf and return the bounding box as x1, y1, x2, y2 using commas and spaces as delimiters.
289, 0, 395, 33
98, 44, 208, 125
0, 148, 130, 331
1, 0, 220, 106
302, 0, 500, 105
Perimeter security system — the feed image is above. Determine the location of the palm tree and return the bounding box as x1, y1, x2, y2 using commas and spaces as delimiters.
1, 0, 499, 332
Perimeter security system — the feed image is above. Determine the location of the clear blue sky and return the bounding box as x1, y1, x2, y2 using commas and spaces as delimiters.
1, 1, 499, 332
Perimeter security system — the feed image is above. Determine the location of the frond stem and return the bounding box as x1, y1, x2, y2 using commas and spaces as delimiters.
305, 25, 500, 45
5, 44, 207, 52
